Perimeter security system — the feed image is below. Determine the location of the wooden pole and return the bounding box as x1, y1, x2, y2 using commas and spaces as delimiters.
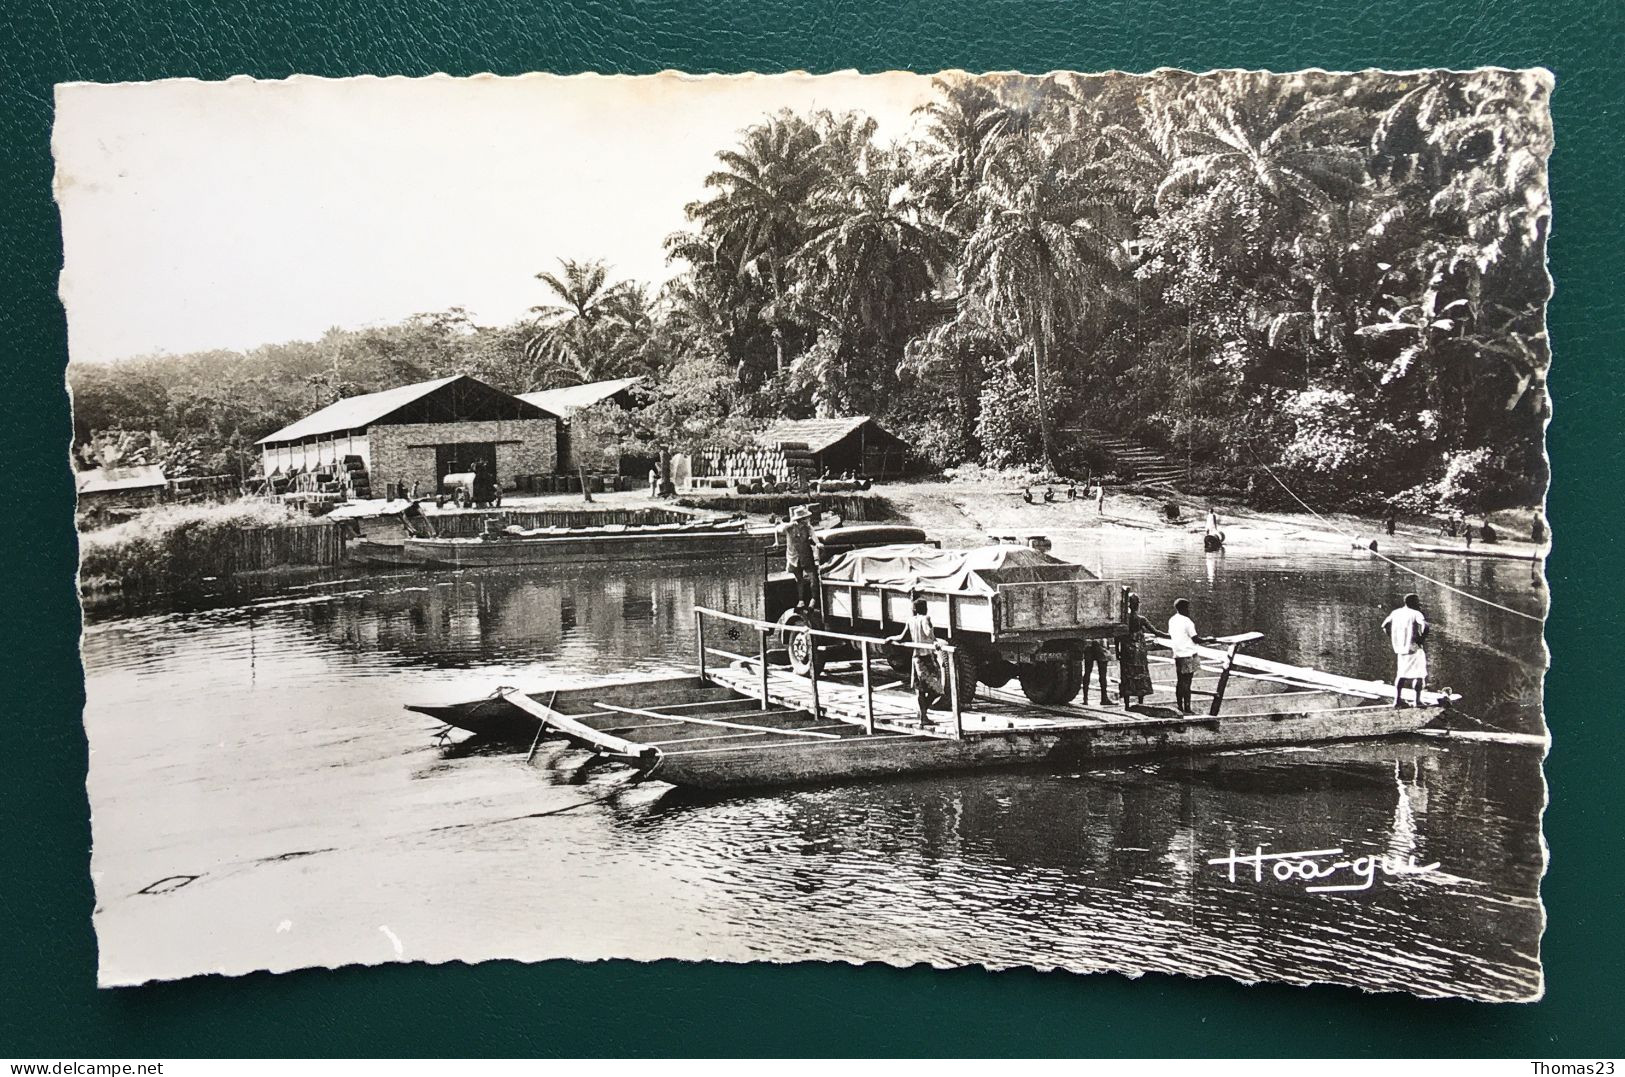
861, 639, 875, 735
1208, 642, 1242, 717
946, 644, 962, 739
806, 626, 821, 719
758, 626, 770, 711
696, 613, 707, 682
524, 691, 557, 764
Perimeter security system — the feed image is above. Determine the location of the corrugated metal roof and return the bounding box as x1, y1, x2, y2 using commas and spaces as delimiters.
76, 464, 167, 494
256, 375, 464, 445
517, 376, 643, 417
756, 416, 894, 454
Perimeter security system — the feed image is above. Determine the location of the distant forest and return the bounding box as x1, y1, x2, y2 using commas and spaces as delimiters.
70, 69, 1552, 513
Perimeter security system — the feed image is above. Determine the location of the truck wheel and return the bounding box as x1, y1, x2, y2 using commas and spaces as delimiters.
778, 611, 823, 676
979, 658, 1017, 689
1019, 657, 1083, 705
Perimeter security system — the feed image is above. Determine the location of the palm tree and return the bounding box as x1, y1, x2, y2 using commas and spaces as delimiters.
912, 76, 1005, 237
525, 258, 649, 386
1152, 72, 1367, 238
962, 134, 1124, 470
687, 111, 827, 374
791, 153, 957, 410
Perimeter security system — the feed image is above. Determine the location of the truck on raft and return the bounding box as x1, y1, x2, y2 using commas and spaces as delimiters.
765, 533, 1127, 706
407, 525, 1465, 792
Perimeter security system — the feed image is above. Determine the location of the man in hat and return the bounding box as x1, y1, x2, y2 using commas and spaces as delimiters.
780, 504, 820, 605
1381, 593, 1430, 708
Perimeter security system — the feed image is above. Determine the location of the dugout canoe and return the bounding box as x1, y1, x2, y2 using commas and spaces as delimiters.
356, 519, 772, 568
1409, 543, 1544, 561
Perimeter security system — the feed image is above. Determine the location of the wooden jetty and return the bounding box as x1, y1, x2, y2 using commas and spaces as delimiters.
409, 607, 1456, 792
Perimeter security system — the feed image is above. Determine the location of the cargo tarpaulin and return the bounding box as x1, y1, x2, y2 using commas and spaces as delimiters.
820, 543, 1087, 595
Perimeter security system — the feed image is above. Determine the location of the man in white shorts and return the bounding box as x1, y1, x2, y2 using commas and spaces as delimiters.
1380, 593, 1429, 708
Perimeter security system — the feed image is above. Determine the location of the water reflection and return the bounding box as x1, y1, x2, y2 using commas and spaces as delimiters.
81, 541, 1545, 999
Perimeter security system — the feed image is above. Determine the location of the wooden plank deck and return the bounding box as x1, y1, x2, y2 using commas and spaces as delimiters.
702, 653, 1376, 742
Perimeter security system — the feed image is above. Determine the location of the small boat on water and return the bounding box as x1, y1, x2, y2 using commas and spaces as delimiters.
1409, 543, 1544, 562
409, 630, 1457, 792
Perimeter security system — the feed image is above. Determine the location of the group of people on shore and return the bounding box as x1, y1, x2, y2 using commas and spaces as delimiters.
1022, 482, 1108, 514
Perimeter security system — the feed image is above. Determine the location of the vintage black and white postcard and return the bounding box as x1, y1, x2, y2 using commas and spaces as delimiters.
58, 69, 1551, 999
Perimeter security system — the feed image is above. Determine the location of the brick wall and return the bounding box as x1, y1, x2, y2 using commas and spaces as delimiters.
367, 419, 556, 492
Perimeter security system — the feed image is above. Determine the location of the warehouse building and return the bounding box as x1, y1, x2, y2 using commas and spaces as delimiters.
517, 375, 650, 476
256, 374, 558, 495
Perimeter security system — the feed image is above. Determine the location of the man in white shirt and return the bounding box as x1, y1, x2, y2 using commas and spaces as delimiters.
1380, 593, 1429, 708
1163, 598, 1211, 715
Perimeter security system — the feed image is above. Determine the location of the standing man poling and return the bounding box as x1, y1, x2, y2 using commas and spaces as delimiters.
1380, 593, 1429, 709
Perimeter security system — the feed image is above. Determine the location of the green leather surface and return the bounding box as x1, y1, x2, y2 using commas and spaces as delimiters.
2, 0, 1619, 1057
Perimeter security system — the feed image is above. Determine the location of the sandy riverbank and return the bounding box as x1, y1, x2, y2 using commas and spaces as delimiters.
869, 477, 1549, 561
304, 477, 1550, 562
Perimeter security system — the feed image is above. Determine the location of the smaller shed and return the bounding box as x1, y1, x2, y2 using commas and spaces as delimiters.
682, 415, 909, 490
518, 376, 649, 475
755, 416, 909, 478
75, 464, 168, 510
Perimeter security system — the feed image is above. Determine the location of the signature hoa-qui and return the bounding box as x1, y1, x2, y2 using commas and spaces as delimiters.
1206, 845, 1441, 894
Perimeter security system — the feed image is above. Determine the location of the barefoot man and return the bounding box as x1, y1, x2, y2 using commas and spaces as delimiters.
1161, 599, 1214, 715
1381, 593, 1429, 708
888, 598, 940, 728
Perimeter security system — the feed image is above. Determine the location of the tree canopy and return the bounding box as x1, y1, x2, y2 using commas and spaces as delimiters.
70, 69, 1551, 514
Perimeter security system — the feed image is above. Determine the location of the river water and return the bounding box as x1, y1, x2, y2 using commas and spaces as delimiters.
82, 526, 1548, 999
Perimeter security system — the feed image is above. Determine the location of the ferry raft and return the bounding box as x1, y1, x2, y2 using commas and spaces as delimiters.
409, 606, 1457, 792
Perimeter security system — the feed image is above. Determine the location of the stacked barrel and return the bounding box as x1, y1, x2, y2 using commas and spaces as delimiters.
694, 439, 816, 493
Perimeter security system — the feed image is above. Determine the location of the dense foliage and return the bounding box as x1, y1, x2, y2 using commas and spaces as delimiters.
70, 70, 1551, 513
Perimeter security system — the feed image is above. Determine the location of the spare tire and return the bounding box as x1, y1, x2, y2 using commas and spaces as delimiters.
777, 609, 824, 676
